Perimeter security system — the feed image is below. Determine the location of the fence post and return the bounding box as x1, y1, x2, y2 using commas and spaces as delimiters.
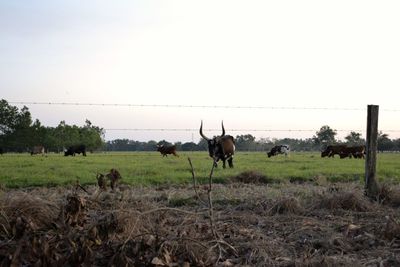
365, 105, 379, 198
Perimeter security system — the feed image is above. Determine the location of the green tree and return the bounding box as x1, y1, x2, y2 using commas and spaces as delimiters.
235, 134, 256, 151
345, 131, 364, 145
313, 125, 337, 148
0, 99, 19, 136
80, 119, 105, 151
377, 132, 392, 152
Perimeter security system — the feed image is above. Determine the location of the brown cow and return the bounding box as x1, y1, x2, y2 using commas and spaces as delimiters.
339, 145, 366, 159
200, 121, 235, 168
157, 144, 179, 157
321, 145, 347, 158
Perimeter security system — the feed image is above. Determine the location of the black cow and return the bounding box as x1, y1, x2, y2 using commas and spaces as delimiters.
157, 144, 179, 157
267, 145, 290, 158
64, 144, 87, 156
200, 121, 235, 168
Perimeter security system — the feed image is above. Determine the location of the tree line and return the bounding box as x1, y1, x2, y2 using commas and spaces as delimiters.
1, 99, 400, 153
106, 126, 400, 152
0, 99, 104, 153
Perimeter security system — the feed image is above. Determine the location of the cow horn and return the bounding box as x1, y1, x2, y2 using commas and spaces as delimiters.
221, 121, 225, 136
199, 120, 209, 141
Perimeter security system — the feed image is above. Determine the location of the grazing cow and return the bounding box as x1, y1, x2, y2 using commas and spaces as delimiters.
339, 145, 366, 159
157, 144, 179, 157
64, 144, 87, 156
321, 145, 347, 158
200, 121, 235, 168
267, 145, 290, 158
31, 145, 45, 156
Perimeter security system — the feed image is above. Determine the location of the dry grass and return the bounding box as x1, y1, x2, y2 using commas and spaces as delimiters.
1, 181, 400, 266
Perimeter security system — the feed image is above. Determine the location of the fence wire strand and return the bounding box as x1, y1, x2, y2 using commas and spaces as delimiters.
9, 101, 400, 111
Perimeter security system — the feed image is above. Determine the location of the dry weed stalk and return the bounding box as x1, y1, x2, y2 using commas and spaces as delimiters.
188, 157, 238, 264
187, 157, 207, 206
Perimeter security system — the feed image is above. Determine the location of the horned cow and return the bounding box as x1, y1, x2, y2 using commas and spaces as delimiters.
200, 121, 235, 168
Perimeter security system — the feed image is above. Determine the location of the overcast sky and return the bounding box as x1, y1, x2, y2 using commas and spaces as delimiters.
1, 1, 399, 142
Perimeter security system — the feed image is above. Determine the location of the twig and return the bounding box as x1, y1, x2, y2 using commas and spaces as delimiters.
140, 207, 203, 216
188, 157, 207, 206
207, 161, 219, 239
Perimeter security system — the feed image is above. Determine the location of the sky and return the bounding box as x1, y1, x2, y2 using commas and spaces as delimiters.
1, 0, 399, 142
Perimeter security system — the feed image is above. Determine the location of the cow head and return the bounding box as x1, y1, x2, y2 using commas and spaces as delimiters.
156, 144, 164, 152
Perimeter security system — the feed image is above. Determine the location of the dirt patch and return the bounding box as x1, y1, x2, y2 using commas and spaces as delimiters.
1, 182, 400, 266
230, 171, 277, 184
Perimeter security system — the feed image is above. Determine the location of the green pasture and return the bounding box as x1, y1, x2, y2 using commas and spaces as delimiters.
0, 152, 399, 188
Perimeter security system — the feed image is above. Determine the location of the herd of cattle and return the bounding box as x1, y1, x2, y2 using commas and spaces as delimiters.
321, 145, 366, 159
0, 122, 367, 167
156, 122, 366, 168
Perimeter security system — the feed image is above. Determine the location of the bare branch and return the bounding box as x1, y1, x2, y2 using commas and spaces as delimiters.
188, 157, 207, 206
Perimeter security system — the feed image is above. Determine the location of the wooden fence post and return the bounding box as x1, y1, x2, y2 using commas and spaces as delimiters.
365, 105, 379, 198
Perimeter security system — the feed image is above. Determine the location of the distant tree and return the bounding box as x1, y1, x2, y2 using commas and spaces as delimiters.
392, 138, 400, 151
174, 141, 182, 151
181, 142, 198, 151
313, 125, 337, 149
197, 139, 208, 151
0, 100, 33, 151
345, 131, 364, 145
235, 134, 256, 151
377, 132, 392, 152
145, 140, 158, 151
80, 119, 105, 151
0, 99, 19, 136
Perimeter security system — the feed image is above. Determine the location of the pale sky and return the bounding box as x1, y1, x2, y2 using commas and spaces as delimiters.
1, 1, 399, 142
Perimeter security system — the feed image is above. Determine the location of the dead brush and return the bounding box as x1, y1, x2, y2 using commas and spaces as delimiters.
316, 192, 370, 212
384, 216, 400, 240
269, 197, 303, 215
96, 168, 122, 191
376, 184, 400, 207
0, 192, 59, 238
64, 193, 86, 226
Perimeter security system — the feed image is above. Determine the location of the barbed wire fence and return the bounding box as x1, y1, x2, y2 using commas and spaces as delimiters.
6, 100, 400, 143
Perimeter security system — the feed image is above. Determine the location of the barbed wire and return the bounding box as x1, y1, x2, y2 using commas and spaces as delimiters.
103, 128, 400, 133
9, 101, 397, 111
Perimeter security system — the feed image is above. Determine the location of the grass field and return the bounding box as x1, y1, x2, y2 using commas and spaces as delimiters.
0, 151, 400, 188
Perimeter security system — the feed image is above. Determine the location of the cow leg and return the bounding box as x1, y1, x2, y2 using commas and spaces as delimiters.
222, 160, 227, 169
228, 158, 233, 168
